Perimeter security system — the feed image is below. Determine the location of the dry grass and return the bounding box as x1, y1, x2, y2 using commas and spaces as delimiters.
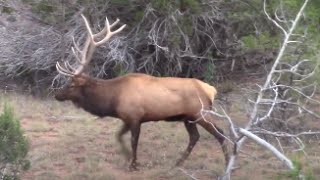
0, 91, 319, 179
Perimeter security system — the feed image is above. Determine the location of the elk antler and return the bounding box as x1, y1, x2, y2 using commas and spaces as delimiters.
56, 14, 126, 76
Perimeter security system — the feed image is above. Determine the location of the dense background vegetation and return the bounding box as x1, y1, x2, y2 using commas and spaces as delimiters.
0, 0, 319, 93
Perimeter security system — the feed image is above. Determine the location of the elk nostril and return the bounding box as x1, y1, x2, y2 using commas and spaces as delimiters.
54, 94, 63, 101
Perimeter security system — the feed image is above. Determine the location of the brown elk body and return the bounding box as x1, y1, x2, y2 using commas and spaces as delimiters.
55, 14, 229, 170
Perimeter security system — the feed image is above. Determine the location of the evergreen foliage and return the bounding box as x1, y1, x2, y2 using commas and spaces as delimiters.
0, 103, 30, 179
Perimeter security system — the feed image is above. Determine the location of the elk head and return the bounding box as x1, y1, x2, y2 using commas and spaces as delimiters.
55, 14, 126, 102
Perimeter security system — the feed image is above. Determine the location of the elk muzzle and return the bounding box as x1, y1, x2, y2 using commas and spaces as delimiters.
55, 85, 71, 101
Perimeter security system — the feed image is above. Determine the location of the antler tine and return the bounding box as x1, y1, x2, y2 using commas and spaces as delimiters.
65, 61, 77, 72
73, 37, 92, 75
80, 14, 126, 46
71, 34, 90, 68
93, 17, 120, 40
81, 14, 95, 42
56, 62, 74, 77
72, 37, 81, 53
56, 62, 71, 74
110, 18, 120, 29
93, 17, 111, 38
104, 16, 111, 35
95, 23, 126, 46
71, 47, 82, 65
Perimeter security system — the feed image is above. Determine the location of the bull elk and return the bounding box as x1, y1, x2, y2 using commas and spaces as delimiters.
55, 14, 229, 170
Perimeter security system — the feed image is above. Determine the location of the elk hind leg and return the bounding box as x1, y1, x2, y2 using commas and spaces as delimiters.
176, 120, 200, 166
129, 123, 141, 171
197, 120, 229, 165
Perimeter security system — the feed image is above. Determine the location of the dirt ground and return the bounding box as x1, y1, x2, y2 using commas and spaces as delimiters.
1, 91, 319, 180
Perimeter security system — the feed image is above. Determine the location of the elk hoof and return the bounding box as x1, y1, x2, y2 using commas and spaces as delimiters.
175, 159, 184, 167
129, 162, 139, 171
120, 149, 131, 160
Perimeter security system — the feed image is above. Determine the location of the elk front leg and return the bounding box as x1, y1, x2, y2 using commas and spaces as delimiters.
129, 123, 141, 171
197, 120, 230, 165
117, 123, 130, 160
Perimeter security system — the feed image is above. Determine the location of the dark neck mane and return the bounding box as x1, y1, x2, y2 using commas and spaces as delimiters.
73, 78, 118, 118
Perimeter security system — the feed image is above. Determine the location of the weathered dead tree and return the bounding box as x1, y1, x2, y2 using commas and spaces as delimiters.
202, 0, 320, 179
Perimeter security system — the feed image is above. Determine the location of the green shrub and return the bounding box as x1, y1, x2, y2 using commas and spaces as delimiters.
204, 63, 215, 83
151, 0, 201, 14
277, 157, 316, 180
0, 103, 30, 179
241, 33, 279, 50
